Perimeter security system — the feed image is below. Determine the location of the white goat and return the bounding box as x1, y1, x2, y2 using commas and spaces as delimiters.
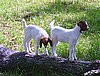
21, 18, 52, 55
50, 20, 89, 61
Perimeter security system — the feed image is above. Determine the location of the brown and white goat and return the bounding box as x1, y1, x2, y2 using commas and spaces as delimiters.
21, 18, 52, 55
50, 20, 89, 61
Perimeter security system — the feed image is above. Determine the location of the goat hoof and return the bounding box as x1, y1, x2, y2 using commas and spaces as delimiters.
35, 52, 38, 55
68, 58, 74, 62
25, 51, 30, 54
53, 54, 58, 57
46, 53, 49, 56
74, 57, 77, 60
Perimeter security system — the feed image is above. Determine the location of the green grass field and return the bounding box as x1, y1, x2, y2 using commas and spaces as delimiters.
0, 0, 100, 76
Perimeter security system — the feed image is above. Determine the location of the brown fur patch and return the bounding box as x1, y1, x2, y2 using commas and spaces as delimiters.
77, 21, 88, 32
40, 36, 53, 48
40, 36, 48, 48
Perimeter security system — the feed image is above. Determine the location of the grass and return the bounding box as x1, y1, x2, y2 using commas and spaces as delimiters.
0, 0, 100, 76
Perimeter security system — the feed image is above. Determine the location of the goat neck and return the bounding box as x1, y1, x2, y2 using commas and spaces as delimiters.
73, 24, 81, 36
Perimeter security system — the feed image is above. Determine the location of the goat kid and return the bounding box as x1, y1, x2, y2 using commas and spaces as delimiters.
50, 20, 89, 61
21, 18, 52, 55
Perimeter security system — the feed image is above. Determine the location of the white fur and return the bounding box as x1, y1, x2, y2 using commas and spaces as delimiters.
50, 20, 88, 61
21, 18, 49, 55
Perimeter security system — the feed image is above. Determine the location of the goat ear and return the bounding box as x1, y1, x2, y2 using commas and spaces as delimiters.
40, 39, 42, 48
77, 21, 82, 27
48, 38, 53, 47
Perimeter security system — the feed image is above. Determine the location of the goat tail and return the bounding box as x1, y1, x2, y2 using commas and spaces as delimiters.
21, 18, 27, 29
50, 20, 55, 29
